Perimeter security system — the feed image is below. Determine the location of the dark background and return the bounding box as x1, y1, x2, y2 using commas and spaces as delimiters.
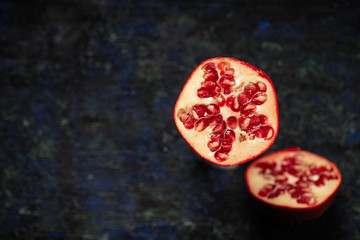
1, 0, 359, 239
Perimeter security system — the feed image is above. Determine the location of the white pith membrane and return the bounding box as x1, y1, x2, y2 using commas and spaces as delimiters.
174, 58, 278, 166
246, 150, 341, 208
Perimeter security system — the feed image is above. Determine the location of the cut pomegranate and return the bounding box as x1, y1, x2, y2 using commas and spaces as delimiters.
174, 57, 279, 166
245, 147, 342, 221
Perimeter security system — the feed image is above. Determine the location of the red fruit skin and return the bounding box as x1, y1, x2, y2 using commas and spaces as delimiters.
245, 147, 342, 222
174, 57, 279, 167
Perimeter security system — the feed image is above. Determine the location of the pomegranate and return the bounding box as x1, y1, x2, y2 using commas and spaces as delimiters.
174, 57, 279, 166
245, 147, 342, 221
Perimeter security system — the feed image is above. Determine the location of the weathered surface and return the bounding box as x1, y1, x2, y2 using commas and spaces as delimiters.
0, 0, 359, 239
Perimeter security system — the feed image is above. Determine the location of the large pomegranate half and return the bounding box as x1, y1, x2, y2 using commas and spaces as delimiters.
245, 147, 342, 221
174, 57, 279, 166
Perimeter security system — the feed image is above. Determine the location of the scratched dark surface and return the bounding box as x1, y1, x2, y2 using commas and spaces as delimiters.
1, 0, 359, 239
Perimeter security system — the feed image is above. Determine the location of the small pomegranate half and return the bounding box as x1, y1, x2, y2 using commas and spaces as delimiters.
174, 57, 279, 166
245, 147, 342, 221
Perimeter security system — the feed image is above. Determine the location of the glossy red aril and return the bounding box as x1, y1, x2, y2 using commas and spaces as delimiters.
174, 57, 279, 166
245, 147, 342, 221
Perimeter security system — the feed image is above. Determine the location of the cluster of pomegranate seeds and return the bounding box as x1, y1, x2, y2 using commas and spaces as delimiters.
255, 154, 339, 205
177, 60, 275, 162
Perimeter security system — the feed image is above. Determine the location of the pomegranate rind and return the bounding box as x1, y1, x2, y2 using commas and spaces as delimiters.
174, 57, 279, 167
245, 147, 342, 221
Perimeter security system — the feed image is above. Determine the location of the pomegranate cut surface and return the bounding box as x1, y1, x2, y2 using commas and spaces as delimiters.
174, 57, 279, 166
245, 147, 342, 221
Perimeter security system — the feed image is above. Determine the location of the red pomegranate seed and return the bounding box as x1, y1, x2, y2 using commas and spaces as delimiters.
209, 115, 223, 126
226, 68, 235, 75
254, 128, 265, 138
210, 132, 222, 141
201, 62, 216, 72
238, 94, 249, 105
257, 81, 267, 92
241, 103, 256, 114
226, 96, 241, 112
252, 93, 267, 105
297, 193, 316, 205
217, 61, 230, 70
288, 168, 299, 176
314, 174, 327, 186
212, 120, 226, 133
255, 161, 276, 171
197, 87, 211, 98
201, 80, 216, 88
203, 70, 218, 82
244, 82, 258, 98
194, 118, 210, 132
296, 180, 309, 188
232, 96, 242, 111
250, 116, 261, 127
239, 116, 251, 131
311, 165, 328, 174
225, 96, 233, 108
283, 156, 297, 166
214, 149, 229, 162
300, 186, 312, 194
268, 188, 285, 198
223, 67, 235, 76
328, 173, 339, 180
208, 140, 221, 152
192, 104, 206, 118
259, 114, 268, 125
287, 186, 299, 198
262, 126, 274, 140
214, 95, 225, 107
177, 108, 190, 123
184, 115, 196, 129
259, 184, 276, 197
223, 86, 232, 95
206, 104, 220, 115
221, 143, 232, 152
307, 196, 317, 205
275, 175, 288, 184
219, 75, 235, 87
223, 129, 236, 143
258, 190, 267, 197
227, 116, 238, 129
210, 85, 221, 97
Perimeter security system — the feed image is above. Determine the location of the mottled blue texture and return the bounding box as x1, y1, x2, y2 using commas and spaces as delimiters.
0, 0, 359, 239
